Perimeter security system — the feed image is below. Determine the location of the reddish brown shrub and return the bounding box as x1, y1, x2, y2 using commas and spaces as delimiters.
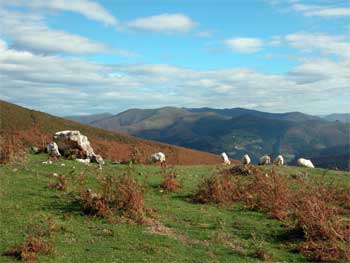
161, 166, 182, 193
48, 174, 68, 191
228, 164, 259, 176
298, 240, 350, 263
217, 165, 350, 262
80, 189, 112, 218
193, 173, 241, 205
0, 133, 28, 164
242, 169, 294, 220
3, 218, 57, 262
112, 174, 145, 222
295, 196, 340, 241
80, 174, 146, 223
253, 248, 274, 262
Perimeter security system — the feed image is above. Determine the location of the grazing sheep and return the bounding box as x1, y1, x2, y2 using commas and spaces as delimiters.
274, 155, 284, 166
221, 152, 231, 165
151, 152, 166, 164
259, 155, 271, 165
242, 154, 251, 165
47, 142, 61, 157
297, 158, 315, 168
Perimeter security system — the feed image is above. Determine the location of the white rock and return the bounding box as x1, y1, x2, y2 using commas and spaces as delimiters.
53, 130, 104, 165
76, 158, 91, 164
47, 142, 61, 157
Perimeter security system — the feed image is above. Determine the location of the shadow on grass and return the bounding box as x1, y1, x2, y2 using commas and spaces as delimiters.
274, 227, 304, 243
43, 193, 82, 215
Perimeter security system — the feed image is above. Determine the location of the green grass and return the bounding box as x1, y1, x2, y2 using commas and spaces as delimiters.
1, 154, 349, 262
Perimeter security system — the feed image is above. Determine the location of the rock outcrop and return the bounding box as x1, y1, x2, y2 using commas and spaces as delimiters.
47, 142, 61, 157
53, 130, 103, 164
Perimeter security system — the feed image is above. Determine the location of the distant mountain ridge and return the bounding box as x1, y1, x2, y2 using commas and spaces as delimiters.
66, 107, 350, 170
322, 113, 350, 123
65, 113, 113, 124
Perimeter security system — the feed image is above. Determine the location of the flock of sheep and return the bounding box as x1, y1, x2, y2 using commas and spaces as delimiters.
222, 152, 315, 168
151, 151, 315, 168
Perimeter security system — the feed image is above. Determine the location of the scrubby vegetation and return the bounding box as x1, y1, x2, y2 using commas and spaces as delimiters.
193, 165, 350, 262
1, 154, 349, 262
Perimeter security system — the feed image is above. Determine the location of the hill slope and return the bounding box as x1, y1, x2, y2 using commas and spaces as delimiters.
73, 107, 349, 169
65, 113, 113, 124
323, 113, 350, 123
0, 101, 223, 165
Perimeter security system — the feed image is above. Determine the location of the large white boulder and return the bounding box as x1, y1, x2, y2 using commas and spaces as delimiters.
53, 130, 103, 164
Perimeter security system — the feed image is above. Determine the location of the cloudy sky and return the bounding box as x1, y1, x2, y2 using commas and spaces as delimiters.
0, 0, 349, 116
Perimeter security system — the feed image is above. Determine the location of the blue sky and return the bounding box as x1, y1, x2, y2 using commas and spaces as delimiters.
0, 0, 349, 116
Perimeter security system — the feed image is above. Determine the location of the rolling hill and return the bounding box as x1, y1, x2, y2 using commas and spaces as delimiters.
65, 113, 113, 124
68, 107, 350, 170
323, 113, 350, 123
0, 101, 223, 165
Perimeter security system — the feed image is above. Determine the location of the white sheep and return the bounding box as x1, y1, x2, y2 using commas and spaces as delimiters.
151, 152, 166, 164
221, 152, 231, 165
274, 155, 284, 166
259, 155, 271, 165
242, 154, 251, 165
47, 142, 61, 157
297, 158, 315, 168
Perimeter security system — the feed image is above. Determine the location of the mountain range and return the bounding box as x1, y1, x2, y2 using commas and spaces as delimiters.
66, 107, 350, 170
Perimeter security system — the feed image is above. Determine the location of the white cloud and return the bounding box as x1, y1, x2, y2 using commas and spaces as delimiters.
0, 0, 118, 26
225, 37, 263, 53
285, 32, 350, 58
292, 3, 350, 17
0, 9, 135, 55
127, 13, 198, 33
1, 38, 349, 115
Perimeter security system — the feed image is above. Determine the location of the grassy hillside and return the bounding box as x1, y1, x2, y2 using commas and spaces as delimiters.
78, 107, 349, 169
0, 100, 222, 165
1, 154, 349, 262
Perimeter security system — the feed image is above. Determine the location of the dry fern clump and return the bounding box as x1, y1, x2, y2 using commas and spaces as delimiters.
161, 166, 182, 193
227, 164, 258, 176
193, 173, 242, 205
80, 174, 146, 223
3, 218, 58, 263
48, 174, 68, 191
242, 169, 294, 221
197, 165, 350, 262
